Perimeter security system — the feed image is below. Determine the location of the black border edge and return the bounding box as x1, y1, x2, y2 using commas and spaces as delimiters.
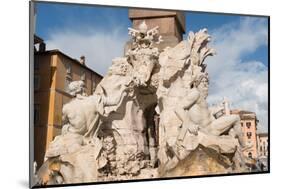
267, 16, 270, 174
29, 1, 35, 188
32, 171, 270, 188
29, 0, 271, 188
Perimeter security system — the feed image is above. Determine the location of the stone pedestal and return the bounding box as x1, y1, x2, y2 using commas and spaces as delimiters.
161, 146, 233, 177
125, 9, 186, 53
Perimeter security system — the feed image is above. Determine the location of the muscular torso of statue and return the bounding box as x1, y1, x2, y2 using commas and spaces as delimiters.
188, 95, 213, 128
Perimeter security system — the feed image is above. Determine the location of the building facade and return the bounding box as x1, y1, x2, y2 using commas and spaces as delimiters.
231, 110, 259, 159
257, 133, 268, 157
257, 132, 268, 170
34, 37, 103, 167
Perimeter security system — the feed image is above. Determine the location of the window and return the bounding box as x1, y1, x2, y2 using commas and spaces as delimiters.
241, 122, 243, 127
34, 104, 40, 125
246, 122, 251, 129
248, 152, 253, 158
34, 75, 40, 90
65, 63, 72, 92
92, 79, 96, 93
66, 63, 72, 74
81, 71, 86, 81
247, 132, 252, 139
65, 76, 72, 92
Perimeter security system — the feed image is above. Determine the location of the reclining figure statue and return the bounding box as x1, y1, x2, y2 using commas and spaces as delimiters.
156, 29, 247, 174
163, 72, 246, 171
36, 81, 128, 185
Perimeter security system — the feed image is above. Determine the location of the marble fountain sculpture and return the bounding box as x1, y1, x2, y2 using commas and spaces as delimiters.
35, 22, 249, 185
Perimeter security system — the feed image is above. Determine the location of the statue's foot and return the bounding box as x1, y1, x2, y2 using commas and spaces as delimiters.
164, 156, 179, 172
172, 143, 189, 160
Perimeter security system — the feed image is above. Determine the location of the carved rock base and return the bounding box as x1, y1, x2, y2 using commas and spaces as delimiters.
160, 146, 235, 177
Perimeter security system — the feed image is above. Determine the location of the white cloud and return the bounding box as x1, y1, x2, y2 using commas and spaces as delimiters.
45, 27, 129, 75
43, 16, 268, 133
205, 17, 268, 133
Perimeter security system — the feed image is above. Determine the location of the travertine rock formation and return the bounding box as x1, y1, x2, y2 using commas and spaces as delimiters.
35, 22, 249, 186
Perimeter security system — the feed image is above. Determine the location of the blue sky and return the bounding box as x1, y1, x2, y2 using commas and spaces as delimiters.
35, 2, 268, 67
34, 2, 269, 132
36, 2, 130, 39
185, 12, 268, 67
